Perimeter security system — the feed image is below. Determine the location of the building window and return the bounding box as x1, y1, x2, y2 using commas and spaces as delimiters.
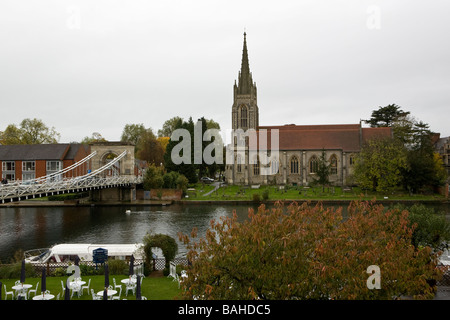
237, 155, 242, 173
240, 105, 248, 129
271, 159, 279, 175
46, 161, 62, 172
46, 161, 63, 181
2, 161, 15, 181
349, 155, 355, 166
290, 156, 299, 174
2, 161, 15, 171
22, 161, 35, 181
330, 155, 338, 175
252, 157, 260, 176
22, 161, 35, 172
309, 156, 318, 174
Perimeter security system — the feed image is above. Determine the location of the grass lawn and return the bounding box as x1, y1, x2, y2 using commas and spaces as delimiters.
1, 274, 182, 300
185, 184, 446, 202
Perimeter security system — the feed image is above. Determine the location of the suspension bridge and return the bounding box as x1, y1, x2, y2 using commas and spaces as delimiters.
0, 149, 143, 204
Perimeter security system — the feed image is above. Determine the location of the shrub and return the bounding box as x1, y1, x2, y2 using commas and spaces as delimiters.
179, 201, 441, 300
252, 193, 260, 202
0, 262, 38, 279
392, 203, 450, 251
108, 259, 128, 275
48, 192, 89, 201
143, 233, 178, 271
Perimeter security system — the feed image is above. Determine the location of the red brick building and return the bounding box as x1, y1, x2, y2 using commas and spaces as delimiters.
0, 144, 90, 182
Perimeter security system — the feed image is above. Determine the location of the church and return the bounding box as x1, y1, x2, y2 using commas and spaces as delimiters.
224, 33, 392, 186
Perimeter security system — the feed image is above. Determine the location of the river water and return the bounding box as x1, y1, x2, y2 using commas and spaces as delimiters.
1, 202, 449, 262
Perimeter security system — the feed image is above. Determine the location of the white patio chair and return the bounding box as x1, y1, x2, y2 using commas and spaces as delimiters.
111, 286, 122, 300
17, 289, 27, 300
4, 284, 14, 300
91, 289, 101, 300
71, 283, 82, 298
125, 281, 136, 296
113, 278, 122, 296
81, 278, 91, 295
60, 280, 66, 294
56, 293, 60, 300
168, 261, 177, 279
28, 281, 39, 299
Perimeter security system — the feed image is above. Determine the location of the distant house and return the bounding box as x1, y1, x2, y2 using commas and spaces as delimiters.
436, 136, 450, 175
0, 144, 90, 182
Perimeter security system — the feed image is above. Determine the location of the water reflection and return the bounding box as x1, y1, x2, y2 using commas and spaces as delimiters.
0, 202, 449, 262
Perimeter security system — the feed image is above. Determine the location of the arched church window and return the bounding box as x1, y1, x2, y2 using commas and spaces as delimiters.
237, 155, 242, 173
252, 156, 260, 176
290, 156, 299, 174
349, 154, 355, 166
330, 155, 338, 175
271, 159, 279, 175
240, 105, 248, 129
309, 156, 318, 174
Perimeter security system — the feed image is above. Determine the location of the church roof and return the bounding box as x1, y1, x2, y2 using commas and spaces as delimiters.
250, 124, 392, 152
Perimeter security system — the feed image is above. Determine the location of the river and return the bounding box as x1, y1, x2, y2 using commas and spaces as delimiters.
0, 202, 449, 262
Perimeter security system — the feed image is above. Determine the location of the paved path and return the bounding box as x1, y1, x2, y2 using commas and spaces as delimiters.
203, 182, 221, 197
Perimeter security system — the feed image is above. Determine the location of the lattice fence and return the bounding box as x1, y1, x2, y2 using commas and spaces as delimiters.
29, 257, 189, 274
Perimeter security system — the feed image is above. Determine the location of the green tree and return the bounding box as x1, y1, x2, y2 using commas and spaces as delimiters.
143, 164, 164, 190
121, 123, 146, 146
80, 132, 107, 144
367, 105, 446, 192
178, 201, 440, 300
136, 129, 165, 166
158, 116, 183, 138
314, 149, 330, 192
143, 233, 178, 272
354, 137, 408, 192
392, 203, 450, 252
367, 104, 409, 128
164, 117, 197, 183
1, 118, 60, 144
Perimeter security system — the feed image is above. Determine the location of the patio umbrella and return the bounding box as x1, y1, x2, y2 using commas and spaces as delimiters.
64, 281, 70, 300
41, 268, 46, 293
103, 263, 109, 300
104, 263, 109, 288
20, 259, 26, 284
136, 275, 141, 300
129, 255, 135, 277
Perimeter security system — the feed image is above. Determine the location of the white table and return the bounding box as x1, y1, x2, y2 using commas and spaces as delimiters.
121, 278, 136, 285
97, 289, 117, 299
12, 284, 32, 298
68, 280, 86, 289
32, 293, 55, 300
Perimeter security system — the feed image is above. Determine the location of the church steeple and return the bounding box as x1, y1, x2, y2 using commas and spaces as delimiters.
232, 32, 259, 131
237, 32, 254, 95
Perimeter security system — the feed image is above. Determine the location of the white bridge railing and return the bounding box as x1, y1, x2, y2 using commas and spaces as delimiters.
0, 150, 143, 203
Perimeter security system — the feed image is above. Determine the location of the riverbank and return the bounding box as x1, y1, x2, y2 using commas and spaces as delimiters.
1, 197, 447, 208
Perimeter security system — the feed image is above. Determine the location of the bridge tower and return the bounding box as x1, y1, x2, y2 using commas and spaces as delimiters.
89, 141, 137, 202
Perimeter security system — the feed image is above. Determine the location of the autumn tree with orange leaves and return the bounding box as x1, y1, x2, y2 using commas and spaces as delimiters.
178, 201, 441, 300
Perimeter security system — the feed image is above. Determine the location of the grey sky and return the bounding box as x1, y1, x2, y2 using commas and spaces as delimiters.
1, 0, 449, 143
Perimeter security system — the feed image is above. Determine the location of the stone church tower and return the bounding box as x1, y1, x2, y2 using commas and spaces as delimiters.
232, 32, 259, 131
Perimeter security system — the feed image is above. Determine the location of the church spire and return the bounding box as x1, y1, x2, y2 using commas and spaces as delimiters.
238, 32, 253, 95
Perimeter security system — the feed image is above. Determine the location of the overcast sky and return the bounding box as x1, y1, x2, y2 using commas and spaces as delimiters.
1, 0, 449, 143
